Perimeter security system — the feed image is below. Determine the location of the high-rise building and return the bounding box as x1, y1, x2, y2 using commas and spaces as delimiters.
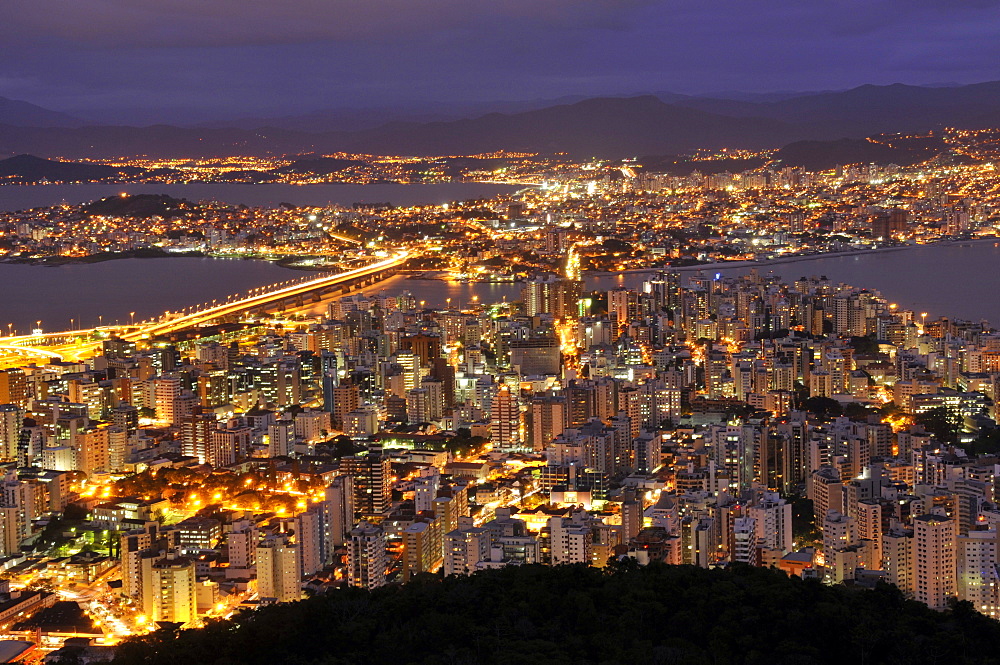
490, 385, 521, 451
0, 405, 23, 461
0, 370, 29, 409
747, 492, 793, 554
180, 413, 218, 465
608, 288, 640, 328
328, 382, 360, 429
444, 525, 490, 576
548, 513, 593, 565
341, 447, 391, 518
147, 553, 197, 625
522, 275, 582, 319
0, 471, 34, 556
914, 514, 957, 610
957, 527, 999, 618
882, 527, 914, 596
402, 517, 443, 581
732, 517, 759, 566
526, 395, 567, 452
153, 375, 183, 424
322, 475, 355, 556
348, 522, 386, 590
509, 337, 561, 376
256, 538, 302, 603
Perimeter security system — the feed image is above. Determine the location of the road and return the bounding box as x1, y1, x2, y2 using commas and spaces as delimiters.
0, 250, 412, 365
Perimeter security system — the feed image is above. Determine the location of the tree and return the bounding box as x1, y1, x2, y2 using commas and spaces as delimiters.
332, 436, 360, 458
970, 428, 1000, 455
801, 396, 842, 418
843, 402, 877, 421
915, 406, 962, 446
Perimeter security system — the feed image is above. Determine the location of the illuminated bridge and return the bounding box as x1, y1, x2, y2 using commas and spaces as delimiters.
0, 251, 411, 364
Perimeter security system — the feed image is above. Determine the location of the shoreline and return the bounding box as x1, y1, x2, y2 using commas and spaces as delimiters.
5, 235, 999, 276
584, 236, 1000, 278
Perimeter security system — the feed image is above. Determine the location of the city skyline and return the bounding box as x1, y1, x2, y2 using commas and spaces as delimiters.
5, 1, 1000, 661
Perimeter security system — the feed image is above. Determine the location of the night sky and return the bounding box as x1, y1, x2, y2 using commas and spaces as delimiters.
4, 0, 1000, 123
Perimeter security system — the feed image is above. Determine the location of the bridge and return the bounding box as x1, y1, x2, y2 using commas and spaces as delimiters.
0, 250, 411, 364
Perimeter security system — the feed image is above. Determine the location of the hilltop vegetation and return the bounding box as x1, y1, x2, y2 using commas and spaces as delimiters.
110, 563, 1000, 665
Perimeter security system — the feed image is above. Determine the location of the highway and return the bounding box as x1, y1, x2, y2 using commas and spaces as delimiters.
117, 250, 409, 341
0, 250, 411, 365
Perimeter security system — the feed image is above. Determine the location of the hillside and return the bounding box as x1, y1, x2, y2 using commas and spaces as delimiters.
81, 194, 197, 220
773, 137, 948, 171
677, 81, 1000, 136
6, 81, 1000, 160
0, 154, 133, 183
332, 96, 799, 157
0, 97, 83, 128
0, 97, 799, 159
109, 563, 1000, 665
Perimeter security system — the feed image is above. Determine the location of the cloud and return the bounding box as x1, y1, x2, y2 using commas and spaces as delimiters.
2, 0, 651, 47
2, 0, 1000, 120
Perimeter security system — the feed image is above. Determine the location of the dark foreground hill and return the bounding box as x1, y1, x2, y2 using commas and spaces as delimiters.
109, 563, 1000, 665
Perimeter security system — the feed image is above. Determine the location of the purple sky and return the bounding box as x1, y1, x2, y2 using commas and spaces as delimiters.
4, 0, 1000, 123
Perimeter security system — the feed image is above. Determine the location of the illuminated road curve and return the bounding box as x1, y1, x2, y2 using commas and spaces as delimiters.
117, 250, 410, 342
0, 250, 411, 363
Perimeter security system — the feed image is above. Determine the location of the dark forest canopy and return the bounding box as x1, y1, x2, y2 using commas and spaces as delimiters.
109, 563, 1000, 665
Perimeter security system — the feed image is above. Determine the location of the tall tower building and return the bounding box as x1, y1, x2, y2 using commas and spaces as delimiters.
489, 385, 521, 451
323, 475, 356, 555
256, 538, 302, 603
747, 492, 793, 554
957, 527, 999, 618
147, 554, 197, 625
0, 405, 23, 461
0, 370, 29, 409
348, 522, 386, 590
180, 413, 219, 465
527, 395, 568, 451
341, 447, 391, 518
914, 514, 957, 610
153, 375, 183, 425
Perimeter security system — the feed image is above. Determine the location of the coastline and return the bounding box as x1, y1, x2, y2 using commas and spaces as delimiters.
584, 236, 1000, 278
0, 248, 207, 266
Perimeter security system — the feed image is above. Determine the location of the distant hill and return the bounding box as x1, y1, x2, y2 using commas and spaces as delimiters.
195, 95, 601, 133
0, 154, 134, 183
273, 156, 366, 174
639, 154, 769, 176
676, 81, 1000, 136
333, 96, 799, 157
0, 124, 323, 161
82, 194, 197, 219
774, 136, 949, 171
0, 97, 800, 159
0, 97, 84, 128
109, 563, 1000, 665
5, 81, 1000, 159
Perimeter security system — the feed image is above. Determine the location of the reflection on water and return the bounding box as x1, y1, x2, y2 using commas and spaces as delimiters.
380, 242, 1000, 327
2, 241, 999, 336
0, 258, 299, 334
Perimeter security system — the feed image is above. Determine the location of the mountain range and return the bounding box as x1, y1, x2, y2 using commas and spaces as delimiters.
1, 81, 999, 159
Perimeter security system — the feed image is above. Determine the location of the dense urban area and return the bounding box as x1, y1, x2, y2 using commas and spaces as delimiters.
3, 134, 1000, 662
